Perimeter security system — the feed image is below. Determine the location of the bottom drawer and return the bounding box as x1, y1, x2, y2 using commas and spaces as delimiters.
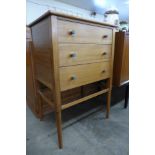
60, 61, 111, 91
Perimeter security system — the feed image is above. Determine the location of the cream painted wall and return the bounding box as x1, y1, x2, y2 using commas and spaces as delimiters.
26, 0, 105, 25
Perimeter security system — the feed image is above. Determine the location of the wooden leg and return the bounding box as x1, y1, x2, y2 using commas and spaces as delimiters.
55, 111, 63, 149
124, 84, 129, 108
106, 91, 111, 118
105, 78, 112, 118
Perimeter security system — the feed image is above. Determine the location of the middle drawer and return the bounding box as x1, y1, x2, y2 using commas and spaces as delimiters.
59, 61, 111, 91
59, 44, 112, 66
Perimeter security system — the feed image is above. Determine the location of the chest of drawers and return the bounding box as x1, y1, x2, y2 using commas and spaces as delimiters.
29, 11, 116, 148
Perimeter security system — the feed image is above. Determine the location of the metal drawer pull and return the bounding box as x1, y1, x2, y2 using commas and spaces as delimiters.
70, 52, 77, 58
103, 35, 108, 38
70, 75, 77, 80
102, 70, 106, 73
102, 52, 107, 55
69, 30, 76, 36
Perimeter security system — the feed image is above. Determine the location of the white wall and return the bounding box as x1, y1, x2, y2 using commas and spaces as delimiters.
26, 0, 105, 25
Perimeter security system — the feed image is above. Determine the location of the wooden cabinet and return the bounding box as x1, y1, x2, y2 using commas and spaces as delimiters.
26, 27, 37, 115
26, 27, 53, 117
113, 32, 129, 86
28, 11, 116, 148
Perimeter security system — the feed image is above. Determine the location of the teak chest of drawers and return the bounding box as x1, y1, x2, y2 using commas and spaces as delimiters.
29, 11, 116, 149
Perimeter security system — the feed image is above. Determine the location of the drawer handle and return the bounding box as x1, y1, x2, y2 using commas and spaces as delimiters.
102, 70, 106, 73
70, 52, 77, 58
70, 75, 77, 80
69, 30, 76, 36
102, 52, 107, 55
103, 35, 108, 39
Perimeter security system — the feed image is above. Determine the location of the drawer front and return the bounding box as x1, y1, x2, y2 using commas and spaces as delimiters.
59, 44, 112, 66
60, 62, 111, 91
58, 20, 113, 44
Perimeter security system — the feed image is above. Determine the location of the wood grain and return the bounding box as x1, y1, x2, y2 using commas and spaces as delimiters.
61, 87, 81, 104
113, 32, 129, 86
29, 11, 116, 149
121, 34, 129, 82
26, 41, 37, 114
26, 26, 39, 117
106, 28, 116, 118
38, 90, 55, 109
62, 88, 109, 110
50, 15, 63, 149
58, 19, 112, 44
31, 17, 54, 90
59, 44, 112, 66
30, 18, 54, 117
60, 61, 111, 91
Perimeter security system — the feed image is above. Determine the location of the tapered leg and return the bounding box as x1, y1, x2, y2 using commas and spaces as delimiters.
105, 78, 112, 119
124, 84, 129, 108
55, 111, 63, 149
106, 91, 111, 118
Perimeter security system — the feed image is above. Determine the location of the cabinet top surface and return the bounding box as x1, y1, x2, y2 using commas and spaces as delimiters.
28, 10, 117, 28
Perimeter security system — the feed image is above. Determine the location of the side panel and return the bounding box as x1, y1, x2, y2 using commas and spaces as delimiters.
31, 17, 54, 115
121, 34, 129, 83
31, 17, 54, 90
113, 32, 124, 86
26, 41, 36, 113
26, 27, 38, 115
113, 32, 129, 86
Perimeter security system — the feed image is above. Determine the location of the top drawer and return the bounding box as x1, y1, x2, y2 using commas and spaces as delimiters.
58, 20, 113, 44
